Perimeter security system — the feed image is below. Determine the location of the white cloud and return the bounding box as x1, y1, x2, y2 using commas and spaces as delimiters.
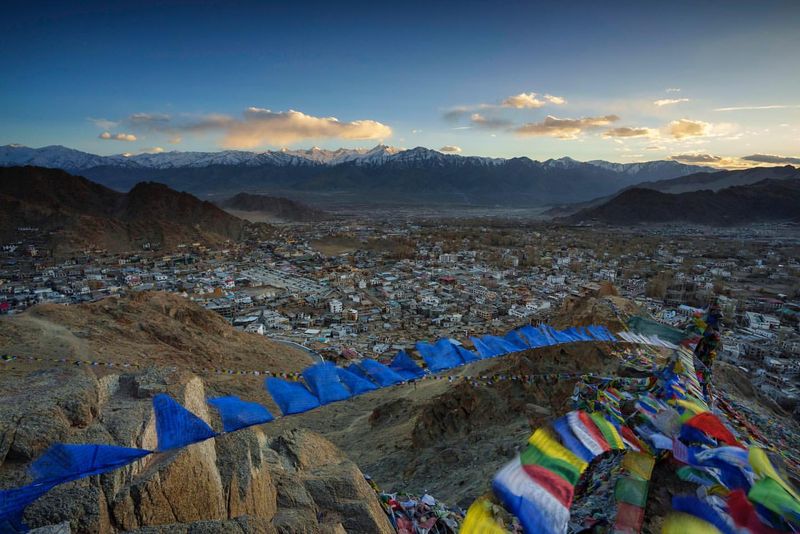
500, 92, 567, 109
222, 108, 392, 147
470, 113, 513, 130
654, 98, 690, 107
665, 118, 711, 139
88, 117, 118, 129
668, 153, 722, 164
99, 131, 137, 142
122, 108, 392, 148
666, 87, 681, 93
514, 115, 619, 139
439, 145, 462, 153
602, 126, 657, 138
714, 104, 800, 112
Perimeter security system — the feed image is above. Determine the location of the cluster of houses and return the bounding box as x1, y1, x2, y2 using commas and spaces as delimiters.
1, 220, 798, 410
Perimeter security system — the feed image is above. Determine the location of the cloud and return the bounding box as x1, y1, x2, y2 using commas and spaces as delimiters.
128, 112, 171, 128
99, 131, 137, 142
645, 145, 665, 151
741, 154, 800, 165
666, 88, 681, 93
222, 108, 391, 147
442, 107, 471, 122
666, 118, 711, 139
714, 104, 800, 112
654, 98, 689, 107
141, 146, 165, 154
602, 126, 656, 138
443, 90, 566, 123
88, 117, 118, 129
500, 92, 566, 109
514, 115, 619, 139
668, 153, 722, 164
411, 129, 422, 134
668, 153, 756, 169
122, 108, 392, 147
439, 145, 462, 153
470, 113, 513, 130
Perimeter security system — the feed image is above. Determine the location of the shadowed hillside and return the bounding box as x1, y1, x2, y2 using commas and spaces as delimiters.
0, 166, 245, 255
567, 178, 800, 225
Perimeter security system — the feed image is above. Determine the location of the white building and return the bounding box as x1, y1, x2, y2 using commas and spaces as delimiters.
329, 299, 343, 314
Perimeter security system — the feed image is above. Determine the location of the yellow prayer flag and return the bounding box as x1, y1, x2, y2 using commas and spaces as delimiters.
528, 428, 588, 474
749, 447, 800, 503
461, 497, 507, 534
662, 512, 723, 534
622, 451, 655, 481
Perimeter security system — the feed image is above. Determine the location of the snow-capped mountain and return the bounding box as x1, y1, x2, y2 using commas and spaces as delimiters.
0, 143, 719, 206
0, 144, 411, 170
1, 143, 706, 175
587, 159, 711, 177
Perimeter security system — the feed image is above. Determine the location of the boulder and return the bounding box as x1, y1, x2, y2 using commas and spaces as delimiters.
0, 367, 393, 533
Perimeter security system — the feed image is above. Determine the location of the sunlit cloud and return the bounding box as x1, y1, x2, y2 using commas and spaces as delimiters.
742, 153, 800, 165
122, 108, 392, 147
222, 108, 392, 147
602, 126, 656, 138
140, 146, 165, 154
87, 117, 118, 129
667, 152, 773, 169
514, 115, 619, 139
714, 104, 800, 112
470, 113, 513, 130
443, 90, 566, 123
654, 98, 689, 107
98, 131, 137, 141
439, 145, 462, 153
668, 153, 722, 164
500, 92, 566, 109
665, 118, 711, 139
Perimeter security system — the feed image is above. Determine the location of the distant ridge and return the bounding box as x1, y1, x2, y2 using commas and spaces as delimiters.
217, 192, 326, 222
566, 176, 800, 226
0, 144, 714, 206
0, 166, 244, 255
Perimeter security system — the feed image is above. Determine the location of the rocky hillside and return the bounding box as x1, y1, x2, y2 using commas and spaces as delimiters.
0, 166, 245, 255
567, 178, 800, 225
217, 192, 327, 222
0, 366, 393, 533
0, 292, 312, 399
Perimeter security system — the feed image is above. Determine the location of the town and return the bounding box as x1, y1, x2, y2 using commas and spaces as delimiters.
2, 218, 799, 415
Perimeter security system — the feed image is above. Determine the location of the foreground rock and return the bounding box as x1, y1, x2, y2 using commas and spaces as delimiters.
0, 366, 393, 533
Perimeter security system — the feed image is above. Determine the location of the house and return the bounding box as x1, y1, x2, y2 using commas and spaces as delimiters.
329, 299, 343, 314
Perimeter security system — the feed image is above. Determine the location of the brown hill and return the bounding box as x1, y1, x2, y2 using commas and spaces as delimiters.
0, 166, 245, 255
218, 192, 326, 222
567, 178, 800, 225
0, 291, 313, 398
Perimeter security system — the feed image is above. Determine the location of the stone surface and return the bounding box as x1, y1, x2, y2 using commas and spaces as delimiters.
0, 367, 393, 533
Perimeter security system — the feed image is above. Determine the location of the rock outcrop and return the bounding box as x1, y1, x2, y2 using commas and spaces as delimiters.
0, 366, 393, 533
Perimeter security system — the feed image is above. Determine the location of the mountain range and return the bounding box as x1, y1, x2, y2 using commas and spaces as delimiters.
0, 144, 714, 206
0, 166, 244, 255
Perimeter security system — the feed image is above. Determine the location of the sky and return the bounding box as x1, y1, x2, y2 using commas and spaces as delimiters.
1, 0, 799, 167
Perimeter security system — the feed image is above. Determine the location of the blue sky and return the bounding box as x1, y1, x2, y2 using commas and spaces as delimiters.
1, 0, 799, 165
